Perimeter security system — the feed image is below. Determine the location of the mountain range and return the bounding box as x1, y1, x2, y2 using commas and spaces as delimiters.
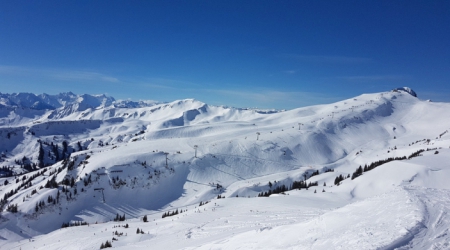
1, 87, 449, 250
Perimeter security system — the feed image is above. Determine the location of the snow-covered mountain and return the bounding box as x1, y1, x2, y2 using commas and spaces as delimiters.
0, 92, 161, 125
1, 88, 449, 249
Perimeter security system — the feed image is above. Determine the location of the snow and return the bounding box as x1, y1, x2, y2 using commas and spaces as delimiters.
1, 89, 450, 249
393, 87, 418, 97
192, 188, 422, 250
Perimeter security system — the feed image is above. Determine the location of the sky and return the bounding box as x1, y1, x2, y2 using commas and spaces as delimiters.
0, 1, 449, 110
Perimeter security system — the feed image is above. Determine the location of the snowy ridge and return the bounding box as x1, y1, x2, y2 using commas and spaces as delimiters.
1, 89, 450, 249
393, 87, 418, 97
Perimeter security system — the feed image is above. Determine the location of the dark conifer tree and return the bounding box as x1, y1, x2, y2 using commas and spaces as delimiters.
53, 144, 60, 161
38, 142, 45, 168
62, 141, 68, 159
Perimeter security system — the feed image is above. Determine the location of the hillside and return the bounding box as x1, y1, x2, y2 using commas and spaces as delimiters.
1, 88, 450, 249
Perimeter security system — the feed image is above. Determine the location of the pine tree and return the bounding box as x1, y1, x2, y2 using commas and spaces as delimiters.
53, 144, 60, 161
351, 166, 364, 180
38, 142, 45, 168
104, 240, 112, 247
62, 141, 68, 159
45, 176, 58, 189
334, 176, 339, 185
357, 166, 363, 174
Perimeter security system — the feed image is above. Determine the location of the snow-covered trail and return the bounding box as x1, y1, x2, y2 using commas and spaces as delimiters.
397, 187, 450, 250
188, 188, 423, 250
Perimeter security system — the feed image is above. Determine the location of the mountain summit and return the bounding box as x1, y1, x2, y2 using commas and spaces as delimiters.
393, 87, 417, 97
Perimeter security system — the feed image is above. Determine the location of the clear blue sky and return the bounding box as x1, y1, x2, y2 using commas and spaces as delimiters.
1, 1, 449, 109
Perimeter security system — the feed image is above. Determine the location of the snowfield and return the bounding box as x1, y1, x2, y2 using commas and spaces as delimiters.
1, 89, 450, 249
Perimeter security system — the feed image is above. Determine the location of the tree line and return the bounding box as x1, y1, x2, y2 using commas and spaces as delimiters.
351, 149, 426, 180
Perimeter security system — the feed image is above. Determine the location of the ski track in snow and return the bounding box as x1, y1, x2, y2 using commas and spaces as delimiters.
397, 187, 450, 250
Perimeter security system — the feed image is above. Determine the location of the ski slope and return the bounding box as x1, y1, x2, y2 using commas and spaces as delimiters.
1, 88, 450, 249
